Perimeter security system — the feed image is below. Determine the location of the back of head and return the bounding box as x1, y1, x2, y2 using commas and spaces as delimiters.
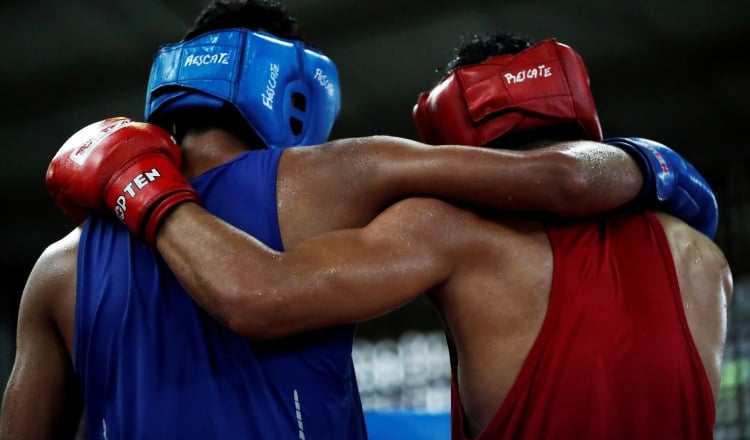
144, 0, 341, 149
183, 0, 302, 41
413, 32, 602, 148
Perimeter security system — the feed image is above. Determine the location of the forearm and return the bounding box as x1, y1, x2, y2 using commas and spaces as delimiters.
156, 204, 381, 338
156, 202, 272, 334
370, 139, 642, 216
156, 201, 448, 339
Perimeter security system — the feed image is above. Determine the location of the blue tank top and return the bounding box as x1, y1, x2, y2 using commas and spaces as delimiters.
75, 148, 366, 439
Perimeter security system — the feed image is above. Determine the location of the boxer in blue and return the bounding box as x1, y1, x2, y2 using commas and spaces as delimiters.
1, 2, 720, 439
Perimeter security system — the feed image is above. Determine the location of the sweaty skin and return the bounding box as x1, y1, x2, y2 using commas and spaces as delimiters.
153, 132, 730, 437
159, 131, 643, 338
0, 130, 642, 440
1, 131, 644, 439
159, 201, 731, 436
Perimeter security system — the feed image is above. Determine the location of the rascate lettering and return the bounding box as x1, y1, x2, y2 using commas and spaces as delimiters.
262, 63, 281, 110
113, 168, 162, 221
504, 64, 552, 84
314, 68, 336, 97
184, 52, 230, 67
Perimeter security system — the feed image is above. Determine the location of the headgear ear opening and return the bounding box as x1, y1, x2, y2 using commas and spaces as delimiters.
145, 28, 341, 149
289, 91, 307, 135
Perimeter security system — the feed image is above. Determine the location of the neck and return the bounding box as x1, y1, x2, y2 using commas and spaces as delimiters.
179, 128, 255, 179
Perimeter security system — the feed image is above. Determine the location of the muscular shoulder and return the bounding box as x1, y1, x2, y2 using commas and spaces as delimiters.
34, 228, 80, 284
653, 211, 731, 289
651, 210, 732, 400
279, 135, 417, 189
19, 228, 80, 326
277, 136, 422, 239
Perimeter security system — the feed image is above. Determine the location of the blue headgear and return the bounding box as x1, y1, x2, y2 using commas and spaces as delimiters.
145, 28, 341, 149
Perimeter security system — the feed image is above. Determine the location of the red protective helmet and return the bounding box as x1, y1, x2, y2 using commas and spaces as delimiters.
413, 39, 602, 146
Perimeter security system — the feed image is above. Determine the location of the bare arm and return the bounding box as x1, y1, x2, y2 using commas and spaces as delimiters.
286, 137, 643, 224
0, 234, 82, 439
654, 212, 733, 401
157, 198, 476, 340
156, 137, 642, 339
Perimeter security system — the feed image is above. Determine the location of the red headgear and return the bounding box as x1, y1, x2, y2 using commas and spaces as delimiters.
413, 39, 602, 146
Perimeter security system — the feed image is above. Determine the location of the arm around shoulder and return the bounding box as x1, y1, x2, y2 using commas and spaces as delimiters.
156, 199, 464, 340
302, 136, 644, 217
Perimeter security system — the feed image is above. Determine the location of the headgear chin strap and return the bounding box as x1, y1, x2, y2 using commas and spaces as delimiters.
145, 29, 341, 149
413, 39, 602, 146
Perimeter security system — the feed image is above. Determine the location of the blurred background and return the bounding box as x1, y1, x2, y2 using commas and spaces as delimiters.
1, 0, 748, 437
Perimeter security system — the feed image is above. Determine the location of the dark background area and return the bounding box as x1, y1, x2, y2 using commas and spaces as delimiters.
1, 0, 748, 399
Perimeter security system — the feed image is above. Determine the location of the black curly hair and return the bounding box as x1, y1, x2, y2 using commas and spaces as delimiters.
445, 32, 587, 148
184, 0, 304, 42
446, 32, 534, 72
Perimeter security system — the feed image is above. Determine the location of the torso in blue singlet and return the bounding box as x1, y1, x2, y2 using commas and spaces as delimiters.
75, 148, 366, 439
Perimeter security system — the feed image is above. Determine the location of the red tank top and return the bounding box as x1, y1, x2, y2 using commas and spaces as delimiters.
451, 211, 715, 439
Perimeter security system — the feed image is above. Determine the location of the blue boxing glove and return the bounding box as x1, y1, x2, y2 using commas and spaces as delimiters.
604, 137, 718, 239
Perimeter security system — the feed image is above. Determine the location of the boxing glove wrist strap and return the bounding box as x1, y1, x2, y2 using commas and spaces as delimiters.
104, 153, 199, 245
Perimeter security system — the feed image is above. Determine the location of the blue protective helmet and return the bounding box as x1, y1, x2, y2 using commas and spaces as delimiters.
145, 28, 341, 149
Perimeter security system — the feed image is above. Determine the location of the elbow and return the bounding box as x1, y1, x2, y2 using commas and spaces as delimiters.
214, 283, 282, 340
554, 175, 590, 216
545, 151, 596, 216
546, 148, 641, 216
219, 274, 318, 341
210, 258, 335, 340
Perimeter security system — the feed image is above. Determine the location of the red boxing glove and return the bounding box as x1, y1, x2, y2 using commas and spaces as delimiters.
46, 117, 199, 245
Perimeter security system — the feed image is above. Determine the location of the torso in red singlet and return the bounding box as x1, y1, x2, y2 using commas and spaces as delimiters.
451, 211, 715, 439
